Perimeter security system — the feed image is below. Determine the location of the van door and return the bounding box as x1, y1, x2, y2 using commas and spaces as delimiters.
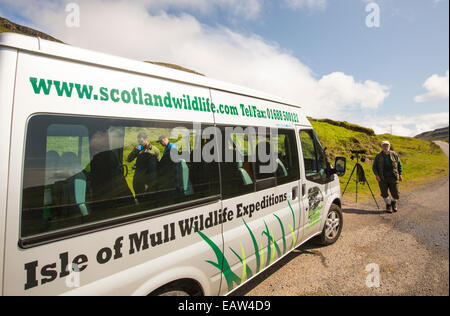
216, 126, 302, 295
297, 127, 333, 242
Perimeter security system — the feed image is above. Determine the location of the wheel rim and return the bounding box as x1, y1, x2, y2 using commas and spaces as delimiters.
325, 211, 340, 240
159, 290, 190, 296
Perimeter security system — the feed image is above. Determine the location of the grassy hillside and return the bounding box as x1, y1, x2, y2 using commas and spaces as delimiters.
0, 16, 63, 43
310, 119, 449, 203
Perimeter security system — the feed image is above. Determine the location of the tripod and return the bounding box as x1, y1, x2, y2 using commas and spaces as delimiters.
342, 153, 380, 209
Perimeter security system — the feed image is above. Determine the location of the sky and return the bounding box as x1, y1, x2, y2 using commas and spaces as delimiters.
0, 0, 448, 136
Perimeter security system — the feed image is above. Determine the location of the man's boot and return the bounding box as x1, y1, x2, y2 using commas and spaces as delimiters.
392, 200, 398, 212
386, 203, 392, 213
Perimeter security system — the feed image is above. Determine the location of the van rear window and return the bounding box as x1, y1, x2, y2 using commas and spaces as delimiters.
21, 115, 220, 239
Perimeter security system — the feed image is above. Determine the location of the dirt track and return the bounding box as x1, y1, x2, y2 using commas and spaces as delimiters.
232, 143, 449, 296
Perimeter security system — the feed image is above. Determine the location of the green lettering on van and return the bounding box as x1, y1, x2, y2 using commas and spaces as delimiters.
53, 80, 74, 97
29, 77, 52, 95
74, 83, 93, 99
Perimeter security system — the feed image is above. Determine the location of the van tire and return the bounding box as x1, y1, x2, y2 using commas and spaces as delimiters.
150, 279, 203, 296
157, 289, 190, 296
318, 204, 343, 246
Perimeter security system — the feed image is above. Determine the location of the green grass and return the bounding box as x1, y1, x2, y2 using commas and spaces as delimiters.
0, 26, 12, 33
309, 118, 375, 136
310, 119, 449, 202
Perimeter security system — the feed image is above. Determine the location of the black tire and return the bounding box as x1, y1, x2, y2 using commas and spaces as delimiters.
318, 204, 343, 246
155, 289, 190, 296
150, 279, 203, 296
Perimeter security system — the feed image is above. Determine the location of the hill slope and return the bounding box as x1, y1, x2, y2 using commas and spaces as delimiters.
310, 119, 449, 202
0, 16, 63, 43
415, 126, 449, 142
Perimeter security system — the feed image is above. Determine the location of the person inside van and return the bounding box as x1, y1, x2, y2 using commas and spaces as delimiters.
158, 135, 178, 162
127, 132, 160, 202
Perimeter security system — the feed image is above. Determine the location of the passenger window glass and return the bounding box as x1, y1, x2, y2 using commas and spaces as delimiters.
315, 136, 328, 176
221, 127, 256, 199
45, 124, 90, 185
300, 130, 318, 177
255, 132, 275, 181
21, 115, 220, 239
220, 127, 300, 199
299, 130, 329, 180
275, 129, 300, 185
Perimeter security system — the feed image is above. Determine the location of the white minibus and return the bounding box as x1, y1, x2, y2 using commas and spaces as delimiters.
0, 33, 346, 296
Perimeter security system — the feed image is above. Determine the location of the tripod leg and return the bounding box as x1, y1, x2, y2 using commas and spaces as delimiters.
342, 164, 357, 196
366, 181, 380, 210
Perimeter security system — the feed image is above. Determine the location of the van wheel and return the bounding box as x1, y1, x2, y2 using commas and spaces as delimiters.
150, 279, 203, 296
318, 204, 343, 246
157, 290, 190, 296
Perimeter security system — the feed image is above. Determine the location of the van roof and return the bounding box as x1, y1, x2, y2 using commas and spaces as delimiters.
0, 33, 301, 109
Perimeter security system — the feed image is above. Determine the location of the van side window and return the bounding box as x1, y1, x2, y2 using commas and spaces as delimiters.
220, 127, 300, 199
299, 129, 329, 182
220, 126, 256, 199
275, 129, 300, 185
21, 115, 220, 239
313, 133, 328, 177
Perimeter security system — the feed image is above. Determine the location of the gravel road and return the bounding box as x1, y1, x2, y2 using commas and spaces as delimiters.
231, 142, 449, 296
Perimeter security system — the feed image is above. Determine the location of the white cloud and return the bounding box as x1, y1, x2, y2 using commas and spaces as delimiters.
414, 70, 449, 103
285, 0, 327, 10
317, 73, 390, 110
362, 112, 449, 137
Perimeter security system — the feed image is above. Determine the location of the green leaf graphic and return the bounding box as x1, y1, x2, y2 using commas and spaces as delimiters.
197, 230, 241, 292
273, 214, 286, 255
243, 218, 260, 273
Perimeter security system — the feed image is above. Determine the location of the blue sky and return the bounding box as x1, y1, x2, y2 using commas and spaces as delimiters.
0, 0, 448, 136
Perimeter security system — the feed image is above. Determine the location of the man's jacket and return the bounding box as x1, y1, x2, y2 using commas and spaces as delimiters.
372, 150, 402, 181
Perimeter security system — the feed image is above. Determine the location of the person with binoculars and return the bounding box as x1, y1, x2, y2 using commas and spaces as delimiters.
127, 132, 160, 202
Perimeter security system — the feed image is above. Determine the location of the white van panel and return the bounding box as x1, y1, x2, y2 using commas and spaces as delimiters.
4, 182, 224, 295
0, 33, 39, 52
0, 47, 18, 296
210, 89, 310, 129
14, 51, 215, 124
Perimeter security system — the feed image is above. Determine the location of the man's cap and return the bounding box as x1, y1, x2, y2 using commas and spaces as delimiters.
158, 135, 167, 142
381, 140, 390, 146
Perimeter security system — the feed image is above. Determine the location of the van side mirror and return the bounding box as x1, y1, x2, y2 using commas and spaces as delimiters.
334, 157, 346, 177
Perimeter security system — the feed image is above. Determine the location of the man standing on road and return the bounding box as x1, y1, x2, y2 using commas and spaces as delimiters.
373, 140, 403, 213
